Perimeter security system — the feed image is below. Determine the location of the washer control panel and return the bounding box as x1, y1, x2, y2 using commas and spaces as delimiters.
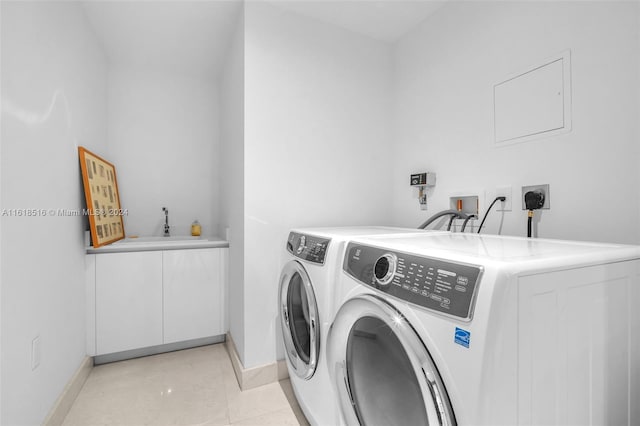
287, 232, 331, 265
343, 242, 483, 320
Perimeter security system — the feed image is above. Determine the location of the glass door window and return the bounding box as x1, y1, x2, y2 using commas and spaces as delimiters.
288, 271, 311, 363
279, 260, 320, 379
347, 316, 428, 425
328, 294, 456, 426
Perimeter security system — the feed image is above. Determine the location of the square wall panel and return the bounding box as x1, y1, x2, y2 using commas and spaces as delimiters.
494, 50, 571, 145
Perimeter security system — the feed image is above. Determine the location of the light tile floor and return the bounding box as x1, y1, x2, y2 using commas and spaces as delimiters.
62, 343, 310, 426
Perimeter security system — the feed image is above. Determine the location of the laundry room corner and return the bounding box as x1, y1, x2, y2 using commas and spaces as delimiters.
2, 1, 640, 424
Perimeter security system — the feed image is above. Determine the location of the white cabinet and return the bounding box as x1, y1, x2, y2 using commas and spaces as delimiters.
163, 248, 226, 344
95, 251, 163, 355
89, 247, 227, 357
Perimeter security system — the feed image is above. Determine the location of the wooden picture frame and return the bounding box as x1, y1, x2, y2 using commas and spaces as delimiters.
78, 147, 125, 247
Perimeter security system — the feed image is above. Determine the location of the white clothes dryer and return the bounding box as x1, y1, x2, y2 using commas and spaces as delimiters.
278, 227, 434, 426
327, 232, 640, 425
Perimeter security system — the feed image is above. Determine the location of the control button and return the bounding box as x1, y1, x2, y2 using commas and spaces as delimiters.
374, 253, 397, 286
296, 235, 306, 255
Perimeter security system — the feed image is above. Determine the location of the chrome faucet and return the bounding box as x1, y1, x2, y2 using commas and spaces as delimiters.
162, 207, 170, 237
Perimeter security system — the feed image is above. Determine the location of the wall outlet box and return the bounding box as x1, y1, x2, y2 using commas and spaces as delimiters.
449, 195, 479, 216
495, 186, 512, 211
521, 184, 550, 209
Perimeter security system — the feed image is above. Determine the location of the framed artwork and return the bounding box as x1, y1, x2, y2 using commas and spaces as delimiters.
78, 147, 125, 247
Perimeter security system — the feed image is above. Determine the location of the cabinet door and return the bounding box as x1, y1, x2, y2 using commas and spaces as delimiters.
86, 254, 96, 356
163, 248, 226, 344
95, 251, 163, 355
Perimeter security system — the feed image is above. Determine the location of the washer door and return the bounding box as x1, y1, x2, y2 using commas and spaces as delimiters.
279, 260, 320, 380
328, 294, 456, 426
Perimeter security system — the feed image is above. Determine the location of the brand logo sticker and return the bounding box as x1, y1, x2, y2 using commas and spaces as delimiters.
454, 327, 471, 348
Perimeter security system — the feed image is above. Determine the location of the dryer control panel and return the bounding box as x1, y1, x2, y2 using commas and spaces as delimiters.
343, 242, 483, 320
287, 232, 331, 265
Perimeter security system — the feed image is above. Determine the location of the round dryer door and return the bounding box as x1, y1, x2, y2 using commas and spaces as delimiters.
279, 260, 320, 380
327, 294, 456, 426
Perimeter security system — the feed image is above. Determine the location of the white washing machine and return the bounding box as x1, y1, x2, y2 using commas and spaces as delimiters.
327, 232, 640, 425
278, 227, 436, 426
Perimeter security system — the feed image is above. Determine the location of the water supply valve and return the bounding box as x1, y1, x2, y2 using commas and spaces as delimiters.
410, 172, 436, 210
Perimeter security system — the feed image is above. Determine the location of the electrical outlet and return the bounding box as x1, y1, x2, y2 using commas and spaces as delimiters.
521, 184, 550, 210
32, 335, 41, 371
495, 186, 512, 211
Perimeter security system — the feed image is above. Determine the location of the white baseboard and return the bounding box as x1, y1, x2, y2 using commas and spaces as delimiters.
225, 333, 289, 390
42, 356, 93, 426
94, 335, 225, 365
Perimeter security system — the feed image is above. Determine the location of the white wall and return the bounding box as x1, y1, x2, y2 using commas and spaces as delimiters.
220, 11, 246, 363
0, 2, 107, 424
107, 65, 220, 238
243, 2, 394, 368
391, 1, 640, 244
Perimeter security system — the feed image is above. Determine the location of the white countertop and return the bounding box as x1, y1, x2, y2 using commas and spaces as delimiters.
86, 236, 229, 254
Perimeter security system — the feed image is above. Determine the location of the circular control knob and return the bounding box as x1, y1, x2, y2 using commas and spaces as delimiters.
374, 253, 397, 286
296, 235, 306, 255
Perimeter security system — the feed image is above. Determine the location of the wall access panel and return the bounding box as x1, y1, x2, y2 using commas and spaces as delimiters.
494, 50, 571, 146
